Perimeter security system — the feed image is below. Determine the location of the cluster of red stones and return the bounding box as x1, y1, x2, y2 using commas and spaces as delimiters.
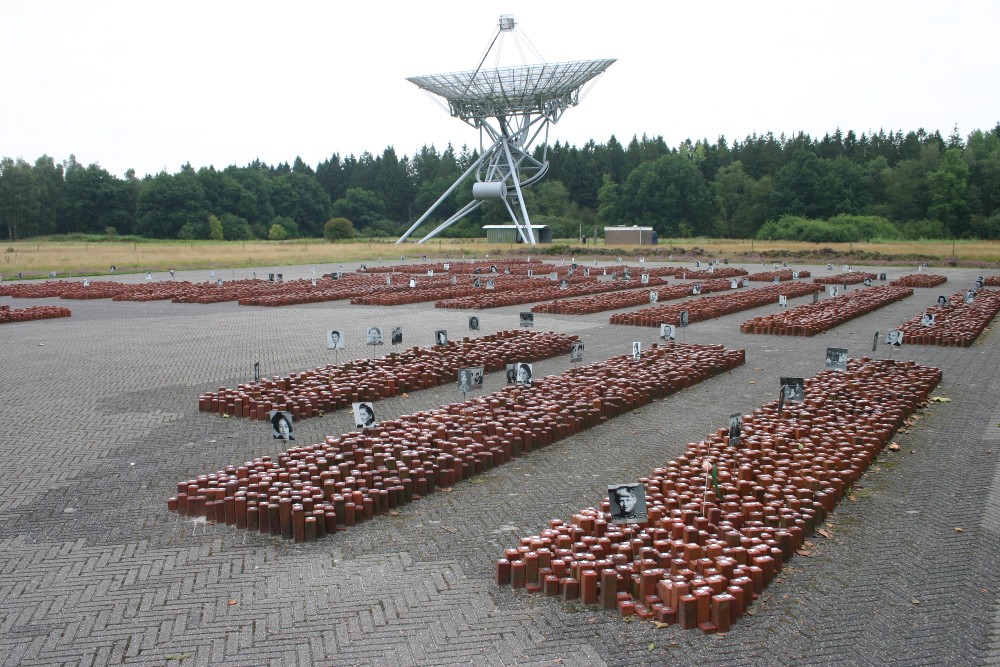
745, 269, 812, 282
675, 268, 747, 280
983, 276, 1000, 287
433, 270, 676, 310
740, 286, 913, 336
532, 278, 737, 316
609, 283, 824, 328
172, 343, 746, 541
812, 272, 877, 285
197, 330, 577, 421
0, 304, 72, 323
496, 357, 941, 633
896, 288, 1000, 346
890, 274, 948, 288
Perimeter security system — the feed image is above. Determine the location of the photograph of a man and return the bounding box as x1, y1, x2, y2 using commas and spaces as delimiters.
570, 342, 584, 363
391, 326, 403, 345
886, 329, 904, 347
631, 342, 641, 360
367, 326, 384, 345
505, 363, 517, 384
660, 323, 676, 341
435, 330, 448, 346
608, 484, 647, 524
728, 413, 743, 445
457, 368, 473, 393
327, 330, 345, 350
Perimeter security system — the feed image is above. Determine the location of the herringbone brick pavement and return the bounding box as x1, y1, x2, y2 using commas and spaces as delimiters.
0, 261, 997, 666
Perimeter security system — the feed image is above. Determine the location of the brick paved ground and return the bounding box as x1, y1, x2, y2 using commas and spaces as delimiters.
1, 260, 998, 666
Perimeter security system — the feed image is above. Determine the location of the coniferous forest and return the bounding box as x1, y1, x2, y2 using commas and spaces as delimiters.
2, 124, 999, 243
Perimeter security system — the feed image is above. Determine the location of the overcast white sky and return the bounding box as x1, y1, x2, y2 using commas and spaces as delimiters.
2, 0, 997, 178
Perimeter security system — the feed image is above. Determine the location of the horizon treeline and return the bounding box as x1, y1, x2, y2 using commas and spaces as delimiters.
2, 124, 999, 243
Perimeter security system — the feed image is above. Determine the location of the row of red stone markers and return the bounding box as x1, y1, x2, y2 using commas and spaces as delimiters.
812, 271, 877, 285
740, 285, 913, 336
896, 287, 1000, 347
533, 278, 739, 315
434, 268, 679, 310
890, 273, 948, 288
497, 357, 942, 633
610, 283, 825, 328
171, 342, 746, 539
197, 330, 577, 421
0, 304, 72, 323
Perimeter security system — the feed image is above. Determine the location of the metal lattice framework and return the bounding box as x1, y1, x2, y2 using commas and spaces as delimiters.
397, 16, 615, 245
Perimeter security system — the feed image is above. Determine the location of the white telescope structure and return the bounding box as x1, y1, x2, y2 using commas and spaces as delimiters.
397, 15, 615, 245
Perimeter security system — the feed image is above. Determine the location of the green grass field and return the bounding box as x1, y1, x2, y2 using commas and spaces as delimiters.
3, 236, 998, 278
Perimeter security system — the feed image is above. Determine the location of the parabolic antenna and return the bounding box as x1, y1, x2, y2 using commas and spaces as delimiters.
397, 15, 615, 245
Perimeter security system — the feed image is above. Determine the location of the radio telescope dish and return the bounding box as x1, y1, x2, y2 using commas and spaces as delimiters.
397, 16, 615, 245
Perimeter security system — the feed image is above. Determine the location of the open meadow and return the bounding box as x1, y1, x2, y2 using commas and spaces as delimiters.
3, 236, 1000, 278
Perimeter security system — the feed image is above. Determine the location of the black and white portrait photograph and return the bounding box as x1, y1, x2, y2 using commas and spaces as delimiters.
270, 410, 294, 441
827, 263, 834, 271
873, 331, 880, 352
471, 366, 484, 388
742, 278, 750, 288
773, 276, 780, 284
408, 278, 416, 288
886, 329, 904, 346
435, 330, 448, 346
608, 484, 647, 524
778, 295, 788, 308
385, 274, 392, 285
692, 283, 702, 295
780, 377, 805, 403
728, 413, 743, 446
825, 347, 848, 372
879, 273, 887, 280
631, 341, 641, 360
549, 271, 557, 280
474, 277, 482, 288
391, 326, 403, 345
976, 278, 985, 289
515, 363, 533, 386
641, 273, 649, 284
937, 295, 948, 306
505, 363, 517, 384
813, 291, 820, 303
457, 368, 473, 393
623, 268, 632, 280
679, 310, 689, 327
367, 326, 384, 345
828, 285, 839, 297
730, 279, 738, 289
584, 268, 590, 277
469, 316, 480, 331
327, 330, 345, 350
570, 342, 584, 363
650, 291, 658, 303
965, 290, 975, 304
519, 312, 534, 327
660, 323, 676, 341
486, 279, 495, 290
559, 279, 568, 290
253, 359, 261, 383
793, 271, 800, 279
443, 263, 450, 270
921, 312, 936, 327
352, 402, 376, 429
